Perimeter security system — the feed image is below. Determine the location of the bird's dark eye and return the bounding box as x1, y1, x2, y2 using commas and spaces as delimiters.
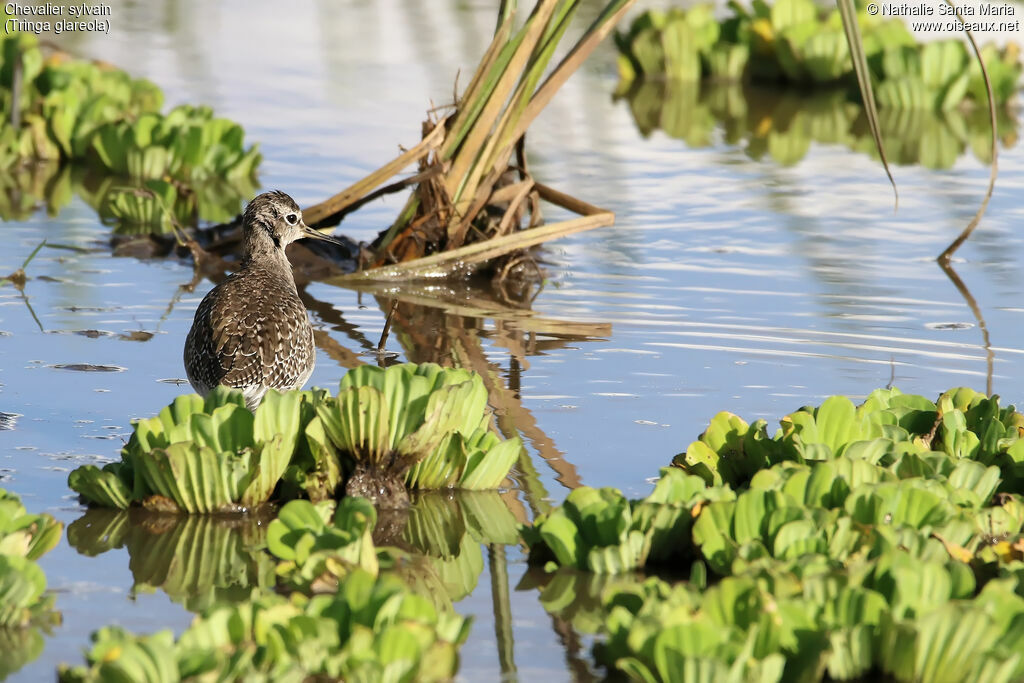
284, 213, 299, 226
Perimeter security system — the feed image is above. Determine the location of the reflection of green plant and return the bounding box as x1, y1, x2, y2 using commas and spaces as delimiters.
65, 488, 520, 626
0, 488, 61, 679
0, 162, 254, 229
0, 30, 260, 227
0, 488, 62, 628
522, 468, 731, 572
618, 80, 1018, 169
266, 491, 520, 603
267, 498, 379, 593
616, 1, 1021, 112
401, 491, 521, 603
58, 488, 511, 680
517, 567, 630, 635
66, 508, 276, 613
58, 570, 471, 683
0, 623, 47, 680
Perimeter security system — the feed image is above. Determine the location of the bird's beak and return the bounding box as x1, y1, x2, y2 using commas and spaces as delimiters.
300, 220, 347, 247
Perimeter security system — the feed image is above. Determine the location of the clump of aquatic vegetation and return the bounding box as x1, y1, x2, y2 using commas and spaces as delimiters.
592, 562, 1024, 682
58, 568, 470, 683
524, 387, 1024, 681
674, 386, 1024, 487
68, 388, 303, 514
0, 31, 260, 227
58, 495, 492, 681
309, 364, 521, 506
0, 488, 62, 628
52, 383, 1024, 680
619, 81, 1017, 168
615, 0, 1022, 111
522, 468, 729, 573
0, 489, 62, 678
67, 363, 520, 513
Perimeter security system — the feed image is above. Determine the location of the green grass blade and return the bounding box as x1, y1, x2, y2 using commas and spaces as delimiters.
937, 0, 998, 263
835, 0, 898, 209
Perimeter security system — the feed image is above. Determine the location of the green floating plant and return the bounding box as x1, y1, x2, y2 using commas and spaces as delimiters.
616, 0, 1021, 111
68, 386, 304, 514
522, 468, 733, 573
0, 30, 260, 227
532, 470, 1024, 681
0, 488, 62, 628
591, 564, 1024, 683
307, 363, 522, 505
523, 387, 1024, 682
675, 387, 1024, 488
68, 363, 520, 514
690, 457, 1012, 577
58, 569, 471, 683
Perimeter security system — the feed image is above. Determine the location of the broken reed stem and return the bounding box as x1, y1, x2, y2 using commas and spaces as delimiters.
495, 179, 535, 237
302, 121, 446, 226
377, 299, 400, 354
533, 182, 607, 216
316, 166, 443, 229
338, 185, 613, 282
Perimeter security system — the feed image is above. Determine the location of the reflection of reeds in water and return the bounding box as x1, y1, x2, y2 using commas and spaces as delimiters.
332, 281, 611, 510
617, 80, 1018, 169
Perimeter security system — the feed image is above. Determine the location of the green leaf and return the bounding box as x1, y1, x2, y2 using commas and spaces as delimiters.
537, 513, 582, 568
134, 442, 252, 513
68, 464, 132, 509
458, 434, 520, 489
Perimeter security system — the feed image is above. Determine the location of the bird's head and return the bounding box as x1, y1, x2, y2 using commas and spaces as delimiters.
242, 190, 344, 252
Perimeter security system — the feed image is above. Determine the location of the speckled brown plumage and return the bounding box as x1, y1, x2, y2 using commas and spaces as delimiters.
183, 191, 345, 411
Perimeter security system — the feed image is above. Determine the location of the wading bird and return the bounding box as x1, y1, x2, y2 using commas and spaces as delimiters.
184, 190, 345, 410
